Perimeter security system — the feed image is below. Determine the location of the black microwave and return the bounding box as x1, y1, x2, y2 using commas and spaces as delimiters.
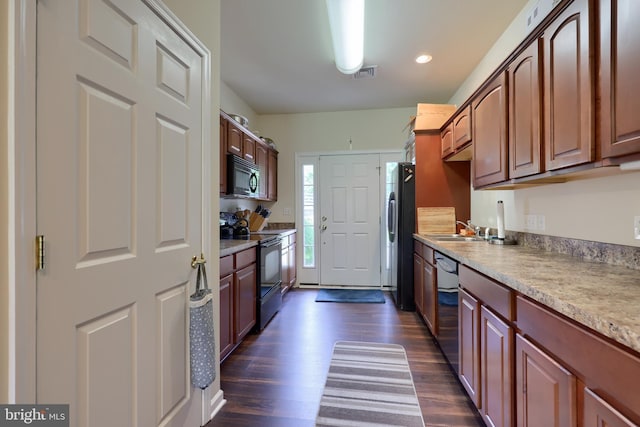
227, 154, 259, 198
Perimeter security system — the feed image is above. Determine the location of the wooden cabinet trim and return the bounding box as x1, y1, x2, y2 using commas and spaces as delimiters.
459, 265, 514, 321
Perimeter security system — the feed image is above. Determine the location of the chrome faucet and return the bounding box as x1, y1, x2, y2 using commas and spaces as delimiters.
456, 220, 480, 235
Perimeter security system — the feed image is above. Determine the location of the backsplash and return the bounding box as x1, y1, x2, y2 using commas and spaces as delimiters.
510, 231, 640, 271
264, 222, 295, 230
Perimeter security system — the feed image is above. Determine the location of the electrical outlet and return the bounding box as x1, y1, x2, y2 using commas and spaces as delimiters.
526, 214, 537, 230
536, 215, 546, 231
283, 207, 291, 216
634, 216, 640, 240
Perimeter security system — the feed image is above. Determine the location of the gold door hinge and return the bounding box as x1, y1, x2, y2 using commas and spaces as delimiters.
36, 235, 45, 271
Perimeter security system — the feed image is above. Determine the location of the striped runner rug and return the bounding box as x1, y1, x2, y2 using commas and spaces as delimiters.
316, 341, 425, 427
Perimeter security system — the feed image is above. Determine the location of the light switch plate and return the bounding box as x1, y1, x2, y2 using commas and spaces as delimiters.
634, 216, 640, 240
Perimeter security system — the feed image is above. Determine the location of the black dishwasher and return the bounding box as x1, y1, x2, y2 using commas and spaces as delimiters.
435, 251, 459, 374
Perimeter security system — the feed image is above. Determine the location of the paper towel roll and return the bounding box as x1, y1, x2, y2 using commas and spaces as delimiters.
497, 200, 505, 239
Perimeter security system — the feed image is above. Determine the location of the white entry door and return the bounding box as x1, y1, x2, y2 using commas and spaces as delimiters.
319, 154, 381, 286
36, 1, 206, 426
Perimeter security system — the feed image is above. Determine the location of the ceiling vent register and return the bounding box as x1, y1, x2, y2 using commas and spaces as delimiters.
352, 65, 377, 79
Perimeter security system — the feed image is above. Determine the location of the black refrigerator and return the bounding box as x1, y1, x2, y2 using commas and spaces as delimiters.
386, 162, 416, 311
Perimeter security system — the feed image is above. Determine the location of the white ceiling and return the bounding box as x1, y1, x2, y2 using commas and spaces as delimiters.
221, 0, 529, 115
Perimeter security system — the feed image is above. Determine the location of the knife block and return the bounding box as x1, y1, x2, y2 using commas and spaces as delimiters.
249, 212, 268, 232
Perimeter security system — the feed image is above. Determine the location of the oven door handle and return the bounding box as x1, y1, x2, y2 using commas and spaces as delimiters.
260, 238, 282, 248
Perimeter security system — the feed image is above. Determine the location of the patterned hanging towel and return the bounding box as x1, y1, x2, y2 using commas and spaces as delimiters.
189, 261, 216, 389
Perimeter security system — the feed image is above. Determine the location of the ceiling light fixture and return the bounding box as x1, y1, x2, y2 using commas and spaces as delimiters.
415, 54, 433, 64
326, 0, 365, 74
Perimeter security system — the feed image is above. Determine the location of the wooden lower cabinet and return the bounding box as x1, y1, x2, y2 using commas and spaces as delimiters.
281, 232, 297, 294
219, 273, 233, 359
413, 241, 436, 335
515, 334, 576, 427
219, 247, 257, 362
459, 288, 481, 407
234, 263, 256, 342
481, 306, 513, 427
583, 388, 636, 427
413, 253, 424, 314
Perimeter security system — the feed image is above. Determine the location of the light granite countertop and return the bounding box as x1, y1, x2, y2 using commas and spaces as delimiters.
219, 229, 296, 257
414, 234, 640, 354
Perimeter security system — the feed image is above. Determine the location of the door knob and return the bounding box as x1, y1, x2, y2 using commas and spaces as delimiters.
320, 225, 327, 231
322, 216, 327, 222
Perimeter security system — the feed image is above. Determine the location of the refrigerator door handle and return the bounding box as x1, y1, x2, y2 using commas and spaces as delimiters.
387, 193, 396, 242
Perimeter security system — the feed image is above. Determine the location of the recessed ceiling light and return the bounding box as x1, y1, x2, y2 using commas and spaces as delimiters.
415, 54, 433, 64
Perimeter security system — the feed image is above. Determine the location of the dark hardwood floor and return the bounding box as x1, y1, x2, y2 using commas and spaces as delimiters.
206, 288, 484, 427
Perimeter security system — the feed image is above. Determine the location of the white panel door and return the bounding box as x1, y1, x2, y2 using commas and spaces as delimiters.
36, 1, 204, 426
319, 154, 381, 286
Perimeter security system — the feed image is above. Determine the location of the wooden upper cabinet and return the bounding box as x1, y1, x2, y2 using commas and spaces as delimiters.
255, 141, 269, 199
543, 0, 594, 170
453, 105, 472, 150
267, 149, 278, 201
242, 134, 256, 163
508, 39, 543, 179
220, 116, 228, 194
441, 123, 454, 158
599, 0, 640, 159
472, 72, 508, 188
226, 119, 243, 157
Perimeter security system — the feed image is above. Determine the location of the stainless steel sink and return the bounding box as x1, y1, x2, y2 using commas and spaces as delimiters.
424, 234, 486, 242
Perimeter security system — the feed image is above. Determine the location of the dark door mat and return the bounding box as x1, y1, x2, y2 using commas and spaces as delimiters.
315, 289, 385, 303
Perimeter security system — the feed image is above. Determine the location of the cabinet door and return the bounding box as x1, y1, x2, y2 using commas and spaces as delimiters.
255, 141, 269, 199
600, 0, 640, 159
422, 260, 437, 336
281, 244, 290, 293
234, 263, 256, 342
243, 134, 256, 163
288, 241, 296, 288
453, 105, 472, 149
219, 274, 233, 361
220, 116, 228, 194
509, 39, 543, 179
543, 0, 594, 170
441, 123, 454, 158
583, 387, 636, 427
459, 288, 481, 407
226, 120, 243, 157
268, 149, 278, 201
472, 72, 508, 188
413, 253, 424, 314
515, 334, 576, 427
480, 306, 513, 427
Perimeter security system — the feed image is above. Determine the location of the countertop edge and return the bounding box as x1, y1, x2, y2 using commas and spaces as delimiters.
220, 240, 258, 257
414, 233, 640, 354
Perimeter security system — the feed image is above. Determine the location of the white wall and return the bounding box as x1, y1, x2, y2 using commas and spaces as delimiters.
253, 108, 415, 223
220, 81, 259, 129
451, 0, 640, 247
